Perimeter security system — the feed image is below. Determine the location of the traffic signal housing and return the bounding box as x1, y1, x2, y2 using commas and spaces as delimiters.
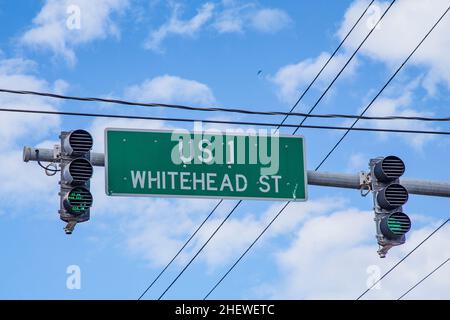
59, 129, 94, 234
369, 156, 411, 258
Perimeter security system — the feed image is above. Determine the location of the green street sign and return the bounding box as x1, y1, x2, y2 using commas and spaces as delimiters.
105, 128, 307, 201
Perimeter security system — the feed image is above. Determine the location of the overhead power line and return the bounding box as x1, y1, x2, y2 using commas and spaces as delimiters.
0, 0, 375, 128
158, 201, 242, 300
1, 89, 449, 122
161, 0, 450, 299
160, 0, 399, 300
397, 257, 450, 300
0, 107, 449, 136
137, 199, 223, 300
203, 3, 449, 299
295, 0, 397, 129
137, 0, 379, 300
276, 0, 376, 128
314, 4, 450, 169
357, 218, 449, 300
203, 202, 290, 299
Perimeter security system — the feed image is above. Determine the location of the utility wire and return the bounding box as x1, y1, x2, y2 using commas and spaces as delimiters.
204, 4, 449, 299
141, 0, 392, 300
295, 0, 397, 129
2, 90, 449, 122
397, 257, 450, 300
157, 201, 242, 300
357, 218, 449, 300
0, 2, 378, 125
276, 0, 376, 128
356, 30, 447, 293
5, 1, 441, 128
203, 141, 336, 299
0, 108, 449, 136
203, 202, 290, 299
137, 200, 223, 300
315, 4, 450, 169
0, 1, 386, 131
161, 0, 450, 299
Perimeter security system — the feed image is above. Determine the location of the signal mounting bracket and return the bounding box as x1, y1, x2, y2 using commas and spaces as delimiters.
53, 144, 62, 162
64, 221, 77, 234
359, 171, 372, 197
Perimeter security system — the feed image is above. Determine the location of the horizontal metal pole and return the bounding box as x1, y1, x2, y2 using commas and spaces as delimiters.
23, 148, 450, 198
23, 147, 54, 163
307, 171, 450, 198
23, 147, 105, 167
400, 179, 450, 198
307, 171, 361, 189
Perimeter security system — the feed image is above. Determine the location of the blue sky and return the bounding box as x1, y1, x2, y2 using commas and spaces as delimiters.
0, 0, 449, 300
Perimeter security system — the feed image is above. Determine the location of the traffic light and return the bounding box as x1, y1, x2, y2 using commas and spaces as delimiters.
59, 129, 94, 234
369, 156, 411, 258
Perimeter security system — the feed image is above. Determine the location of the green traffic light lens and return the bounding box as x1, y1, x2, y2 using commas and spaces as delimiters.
381, 212, 411, 239
387, 212, 411, 235
65, 187, 93, 214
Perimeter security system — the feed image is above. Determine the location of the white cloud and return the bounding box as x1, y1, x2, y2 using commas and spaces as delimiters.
0, 58, 63, 150
0, 58, 38, 75
250, 8, 292, 33
121, 198, 222, 267
346, 153, 368, 172
0, 150, 59, 215
271, 52, 358, 104
270, 0, 444, 150
214, 2, 291, 34
146, 1, 292, 51
124, 75, 216, 105
338, 0, 450, 93
270, 210, 450, 299
0, 57, 64, 214
21, 0, 129, 64
357, 79, 437, 150
197, 198, 346, 269
213, 1, 250, 33
98, 194, 344, 268
145, 2, 215, 52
